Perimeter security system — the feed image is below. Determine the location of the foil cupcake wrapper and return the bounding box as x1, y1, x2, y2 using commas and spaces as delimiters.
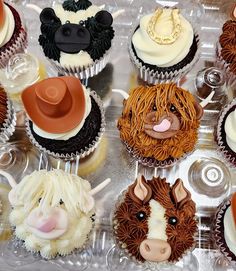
0, 25, 27, 69
128, 25, 200, 85
123, 141, 194, 168
216, 99, 236, 167
25, 91, 105, 161
0, 97, 16, 143
49, 47, 112, 80
214, 197, 236, 265
112, 190, 197, 268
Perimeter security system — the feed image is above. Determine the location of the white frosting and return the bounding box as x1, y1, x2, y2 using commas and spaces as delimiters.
9, 169, 95, 259
32, 85, 92, 141
147, 200, 167, 241
224, 206, 236, 255
54, 4, 101, 24
225, 109, 236, 152
0, 4, 15, 48
132, 9, 194, 67
59, 51, 93, 69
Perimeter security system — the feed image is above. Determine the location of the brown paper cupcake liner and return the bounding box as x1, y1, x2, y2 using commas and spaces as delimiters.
216, 99, 236, 167
0, 28, 27, 69
123, 141, 194, 168
214, 197, 236, 265
129, 26, 200, 85
0, 97, 16, 143
112, 190, 197, 268
25, 91, 105, 161
49, 47, 112, 80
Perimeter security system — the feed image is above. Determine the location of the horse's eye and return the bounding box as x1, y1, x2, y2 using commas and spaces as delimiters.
136, 211, 146, 221
170, 104, 177, 113
168, 216, 178, 225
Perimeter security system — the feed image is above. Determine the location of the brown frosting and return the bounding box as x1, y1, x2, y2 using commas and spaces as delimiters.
114, 176, 197, 263
221, 45, 236, 64
229, 61, 236, 74
219, 31, 236, 48
222, 20, 236, 32
0, 87, 7, 126
117, 83, 201, 161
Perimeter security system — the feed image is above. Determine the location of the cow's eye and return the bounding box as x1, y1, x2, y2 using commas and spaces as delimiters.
38, 198, 42, 203
153, 105, 157, 111
59, 199, 64, 205
136, 211, 146, 221
170, 104, 177, 113
168, 216, 178, 225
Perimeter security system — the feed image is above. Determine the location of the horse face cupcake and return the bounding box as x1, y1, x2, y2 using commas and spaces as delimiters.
113, 176, 197, 264
38, 0, 114, 79
129, 8, 200, 84
0, 0, 27, 68
216, 99, 236, 167
215, 193, 236, 264
22, 76, 105, 160
117, 83, 204, 167
4, 169, 110, 259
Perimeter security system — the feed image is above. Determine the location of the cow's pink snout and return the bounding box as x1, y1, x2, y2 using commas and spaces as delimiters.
140, 239, 171, 262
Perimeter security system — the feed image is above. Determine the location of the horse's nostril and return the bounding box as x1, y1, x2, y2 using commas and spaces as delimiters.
160, 248, 166, 254
144, 243, 151, 252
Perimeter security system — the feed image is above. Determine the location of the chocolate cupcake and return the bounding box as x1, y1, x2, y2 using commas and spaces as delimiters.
0, 0, 27, 68
216, 99, 236, 167
129, 8, 200, 84
22, 76, 105, 160
117, 83, 204, 167
38, 0, 115, 79
0, 86, 16, 143
215, 193, 236, 265
113, 176, 197, 265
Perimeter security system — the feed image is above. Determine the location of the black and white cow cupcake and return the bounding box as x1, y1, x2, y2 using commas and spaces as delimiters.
38, 0, 115, 79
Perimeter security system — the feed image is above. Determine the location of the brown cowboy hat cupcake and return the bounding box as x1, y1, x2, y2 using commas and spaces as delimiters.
22, 76, 105, 160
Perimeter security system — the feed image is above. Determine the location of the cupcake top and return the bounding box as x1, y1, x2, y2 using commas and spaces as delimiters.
0, 0, 15, 48
8, 169, 109, 259
224, 108, 236, 152
38, 0, 114, 68
223, 193, 236, 256
132, 8, 194, 67
114, 175, 197, 263
118, 83, 203, 162
22, 76, 91, 141
0, 87, 8, 128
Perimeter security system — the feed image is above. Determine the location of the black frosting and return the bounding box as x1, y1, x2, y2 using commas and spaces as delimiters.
62, 0, 92, 12
39, 35, 61, 61
29, 97, 102, 156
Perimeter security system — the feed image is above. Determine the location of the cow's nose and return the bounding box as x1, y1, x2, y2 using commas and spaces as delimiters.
54, 23, 91, 53
140, 239, 171, 262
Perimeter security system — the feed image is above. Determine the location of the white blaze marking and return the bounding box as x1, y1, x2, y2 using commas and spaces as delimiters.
147, 199, 167, 241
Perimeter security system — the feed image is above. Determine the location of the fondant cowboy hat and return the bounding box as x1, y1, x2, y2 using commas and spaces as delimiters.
22, 76, 86, 133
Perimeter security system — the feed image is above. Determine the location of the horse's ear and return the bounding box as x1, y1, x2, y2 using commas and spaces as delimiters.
128, 175, 152, 204
171, 179, 191, 208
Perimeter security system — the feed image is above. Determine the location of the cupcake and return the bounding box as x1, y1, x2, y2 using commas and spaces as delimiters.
0, 0, 27, 69
38, 0, 115, 79
216, 99, 236, 167
113, 175, 197, 264
21, 76, 105, 160
129, 7, 200, 84
2, 169, 111, 259
0, 86, 16, 143
215, 192, 236, 264
117, 83, 204, 167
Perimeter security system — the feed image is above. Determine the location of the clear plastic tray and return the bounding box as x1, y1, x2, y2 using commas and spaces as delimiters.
0, 0, 236, 270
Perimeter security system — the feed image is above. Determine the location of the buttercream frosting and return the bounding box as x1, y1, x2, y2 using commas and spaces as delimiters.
225, 109, 236, 152
9, 169, 96, 259
59, 50, 93, 69
224, 206, 236, 256
0, 4, 15, 48
132, 9, 194, 67
32, 85, 91, 140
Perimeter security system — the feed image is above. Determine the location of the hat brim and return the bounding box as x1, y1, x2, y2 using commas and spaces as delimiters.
22, 76, 86, 134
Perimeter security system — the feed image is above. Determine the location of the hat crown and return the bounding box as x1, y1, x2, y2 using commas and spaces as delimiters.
35, 78, 72, 118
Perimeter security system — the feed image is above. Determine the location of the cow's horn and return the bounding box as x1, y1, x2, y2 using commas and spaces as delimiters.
90, 178, 111, 196
112, 9, 125, 19
26, 4, 43, 14
112, 89, 129, 100
0, 170, 17, 188
200, 90, 215, 108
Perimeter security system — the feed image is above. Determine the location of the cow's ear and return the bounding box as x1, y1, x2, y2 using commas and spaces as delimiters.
128, 175, 152, 204
171, 179, 191, 208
